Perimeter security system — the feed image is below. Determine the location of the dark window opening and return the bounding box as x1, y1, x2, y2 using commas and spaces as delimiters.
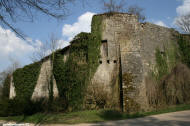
114, 60, 117, 63
102, 40, 108, 57
101, 40, 107, 43
160, 51, 166, 56
107, 60, 110, 64
99, 60, 102, 64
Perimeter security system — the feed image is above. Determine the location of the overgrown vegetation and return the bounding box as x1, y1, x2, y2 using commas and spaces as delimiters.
147, 36, 190, 109
0, 98, 45, 116
13, 62, 42, 99
151, 43, 179, 82
0, 15, 103, 116
2, 75, 11, 98
53, 15, 102, 111
177, 35, 190, 67
53, 33, 91, 111
0, 62, 42, 116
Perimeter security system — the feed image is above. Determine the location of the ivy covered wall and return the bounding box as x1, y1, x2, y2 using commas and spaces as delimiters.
53, 15, 103, 111
13, 62, 42, 100
1, 15, 103, 113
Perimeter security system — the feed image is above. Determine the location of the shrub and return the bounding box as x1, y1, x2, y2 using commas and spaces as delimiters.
0, 98, 45, 116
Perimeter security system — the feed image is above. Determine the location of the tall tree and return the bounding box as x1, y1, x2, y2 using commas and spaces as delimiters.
0, 0, 75, 38
175, 14, 190, 34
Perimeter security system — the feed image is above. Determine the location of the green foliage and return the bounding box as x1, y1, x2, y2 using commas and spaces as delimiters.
2, 75, 11, 98
13, 62, 41, 99
53, 15, 103, 111
0, 98, 45, 116
177, 35, 190, 68
0, 56, 42, 116
154, 48, 169, 81
89, 15, 103, 77
152, 43, 179, 81
0, 15, 103, 115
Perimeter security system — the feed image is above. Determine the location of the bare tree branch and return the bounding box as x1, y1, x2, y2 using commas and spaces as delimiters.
175, 14, 190, 34
30, 34, 60, 62
128, 5, 146, 22
102, 0, 127, 13
0, 0, 75, 39
101, 0, 146, 22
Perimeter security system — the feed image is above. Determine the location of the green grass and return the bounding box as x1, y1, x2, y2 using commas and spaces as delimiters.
0, 104, 190, 124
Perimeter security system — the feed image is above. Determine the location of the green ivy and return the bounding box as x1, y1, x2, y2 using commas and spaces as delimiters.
177, 35, 190, 68
53, 33, 93, 111
154, 48, 169, 81
2, 75, 11, 98
53, 15, 103, 111
1, 15, 103, 113
152, 43, 179, 82
13, 62, 42, 99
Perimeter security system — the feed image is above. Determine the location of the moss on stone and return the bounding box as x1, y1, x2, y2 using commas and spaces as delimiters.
125, 97, 141, 113
122, 73, 140, 113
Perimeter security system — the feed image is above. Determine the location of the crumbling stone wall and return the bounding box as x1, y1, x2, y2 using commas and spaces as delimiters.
31, 59, 59, 101
98, 13, 143, 112
8, 13, 187, 112
9, 76, 16, 99
98, 13, 181, 112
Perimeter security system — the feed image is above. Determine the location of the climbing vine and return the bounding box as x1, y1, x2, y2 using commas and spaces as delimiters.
177, 35, 190, 68
13, 62, 42, 99
2, 75, 11, 98
53, 15, 103, 111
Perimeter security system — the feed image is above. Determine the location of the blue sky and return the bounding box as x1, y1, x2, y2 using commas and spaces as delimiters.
0, 0, 190, 72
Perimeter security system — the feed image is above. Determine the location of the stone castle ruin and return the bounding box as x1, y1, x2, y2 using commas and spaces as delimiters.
8, 13, 190, 112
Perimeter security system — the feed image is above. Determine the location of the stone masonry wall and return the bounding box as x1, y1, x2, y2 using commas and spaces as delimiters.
8, 13, 182, 112
98, 13, 180, 112
99, 14, 143, 112
138, 23, 179, 111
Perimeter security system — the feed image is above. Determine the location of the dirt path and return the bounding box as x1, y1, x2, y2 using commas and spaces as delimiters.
1, 110, 190, 126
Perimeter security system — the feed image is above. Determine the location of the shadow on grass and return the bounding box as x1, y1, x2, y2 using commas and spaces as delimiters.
98, 110, 123, 120
97, 110, 144, 122
97, 104, 190, 122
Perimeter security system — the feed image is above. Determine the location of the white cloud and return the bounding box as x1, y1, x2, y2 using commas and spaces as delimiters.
57, 40, 70, 49
154, 21, 168, 27
176, 0, 190, 16
62, 12, 95, 41
0, 26, 44, 72
0, 27, 34, 57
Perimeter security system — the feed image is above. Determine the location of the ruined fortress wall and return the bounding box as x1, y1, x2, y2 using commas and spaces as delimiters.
137, 23, 179, 111
99, 14, 143, 111
8, 13, 183, 112
99, 13, 180, 112
140, 23, 179, 76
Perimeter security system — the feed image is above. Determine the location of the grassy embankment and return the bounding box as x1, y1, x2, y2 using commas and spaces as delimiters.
0, 104, 190, 124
